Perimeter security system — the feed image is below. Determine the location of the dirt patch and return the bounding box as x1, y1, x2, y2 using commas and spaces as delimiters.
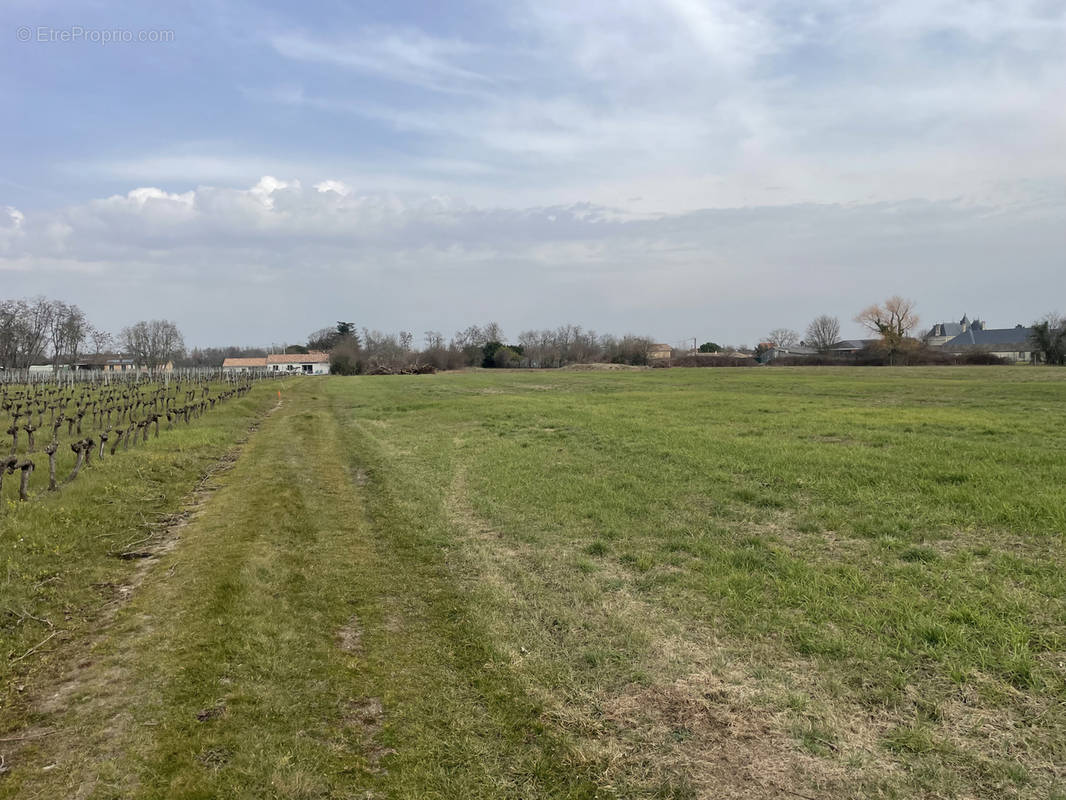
197, 746, 231, 769
342, 697, 396, 769
600, 672, 859, 799
196, 704, 226, 722
337, 616, 363, 653
343, 697, 383, 732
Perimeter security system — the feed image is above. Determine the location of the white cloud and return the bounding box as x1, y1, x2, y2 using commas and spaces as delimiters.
3, 206, 25, 229
1, 177, 1062, 346
0, 206, 26, 256
314, 180, 351, 196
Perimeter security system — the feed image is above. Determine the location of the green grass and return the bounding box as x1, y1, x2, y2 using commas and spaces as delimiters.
2, 367, 1065, 798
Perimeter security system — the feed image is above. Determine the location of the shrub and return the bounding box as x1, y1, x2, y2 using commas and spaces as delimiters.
492, 346, 520, 368
329, 339, 363, 375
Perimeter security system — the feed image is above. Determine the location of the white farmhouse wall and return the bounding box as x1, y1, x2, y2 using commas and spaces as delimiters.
270, 360, 331, 374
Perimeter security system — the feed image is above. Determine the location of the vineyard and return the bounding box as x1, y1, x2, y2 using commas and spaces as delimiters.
0, 372, 271, 507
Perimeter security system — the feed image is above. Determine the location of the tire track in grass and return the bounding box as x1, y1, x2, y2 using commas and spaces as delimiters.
332, 391, 611, 800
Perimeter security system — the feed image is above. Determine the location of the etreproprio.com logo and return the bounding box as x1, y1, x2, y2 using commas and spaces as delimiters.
16, 25, 175, 44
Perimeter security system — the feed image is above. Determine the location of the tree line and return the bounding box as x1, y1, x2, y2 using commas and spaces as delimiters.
1, 296, 184, 370
6, 293, 1063, 373
305, 322, 659, 374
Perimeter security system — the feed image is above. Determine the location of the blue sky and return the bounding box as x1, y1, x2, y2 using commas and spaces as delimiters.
2, 0, 1064, 347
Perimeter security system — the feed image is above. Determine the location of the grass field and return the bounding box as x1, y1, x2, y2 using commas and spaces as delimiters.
2, 367, 1064, 798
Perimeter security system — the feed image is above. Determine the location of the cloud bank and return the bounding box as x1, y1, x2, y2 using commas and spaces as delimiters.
2, 177, 1062, 347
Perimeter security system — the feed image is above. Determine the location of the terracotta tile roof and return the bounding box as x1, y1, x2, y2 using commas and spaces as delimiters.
265, 352, 330, 364
222, 357, 268, 367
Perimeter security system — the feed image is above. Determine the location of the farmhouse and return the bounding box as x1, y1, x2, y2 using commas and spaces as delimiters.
943, 325, 1036, 363
105, 357, 137, 372
648, 344, 673, 360
266, 352, 331, 374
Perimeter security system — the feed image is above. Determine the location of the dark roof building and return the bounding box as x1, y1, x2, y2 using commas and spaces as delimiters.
759, 343, 820, 363
943, 325, 1036, 362
924, 315, 985, 346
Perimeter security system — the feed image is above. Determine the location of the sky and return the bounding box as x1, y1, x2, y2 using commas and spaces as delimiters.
2, 0, 1064, 348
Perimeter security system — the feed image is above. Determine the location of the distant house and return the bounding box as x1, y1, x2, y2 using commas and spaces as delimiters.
67, 354, 111, 371
760, 343, 819, 363
221, 357, 268, 373
648, 344, 673, 360
265, 352, 331, 375
827, 339, 880, 354
923, 315, 984, 347
102, 357, 173, 372
40, 355, 116, 371
942, 325, 1036, 363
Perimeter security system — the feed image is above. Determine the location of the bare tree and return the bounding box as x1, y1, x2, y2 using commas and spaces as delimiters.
0, 301, 21, 368
22, 297, 55, 368
767, 328, 800, 349
805, 315, 841, 353
0, 297, 67, 368
855, 296, 919, 353
120, 320, 185, 368
49, 302, 90, 367
90, 328, 113, 355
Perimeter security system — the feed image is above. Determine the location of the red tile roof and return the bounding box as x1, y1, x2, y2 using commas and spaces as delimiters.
222, 357, 267, 367
265, 352, 330, 364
